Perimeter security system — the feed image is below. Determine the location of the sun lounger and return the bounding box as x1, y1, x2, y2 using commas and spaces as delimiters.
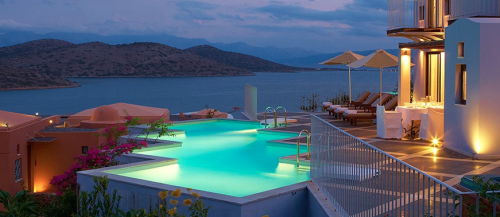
332, 93, 379, 119
325, 91, 370, 114
343, 93, 393, 120
344, 96, 398, 126
322, 91, 370, 111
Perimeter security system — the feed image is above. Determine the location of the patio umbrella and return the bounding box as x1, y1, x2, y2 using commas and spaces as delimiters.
319, 51, 364, 103
347, 49, 399, 99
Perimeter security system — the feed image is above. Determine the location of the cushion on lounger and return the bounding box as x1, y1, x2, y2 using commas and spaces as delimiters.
345, 110, 357, 114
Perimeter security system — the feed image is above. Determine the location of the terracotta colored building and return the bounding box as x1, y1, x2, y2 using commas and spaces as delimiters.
0, 110, 106, 194
65, 103, 170, 127
1, 103, 170, 195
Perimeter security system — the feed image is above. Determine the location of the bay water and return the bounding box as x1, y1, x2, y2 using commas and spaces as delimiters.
0, 71, 398, 116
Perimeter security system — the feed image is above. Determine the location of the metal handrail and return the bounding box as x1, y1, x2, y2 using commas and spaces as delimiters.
296, 129, 310, 168
264, 107, 277, 129
310, 114, 463, 194
275, 106, 287, 127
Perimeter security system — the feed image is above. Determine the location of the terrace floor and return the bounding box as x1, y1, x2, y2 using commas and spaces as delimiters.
256, 111, 500, 188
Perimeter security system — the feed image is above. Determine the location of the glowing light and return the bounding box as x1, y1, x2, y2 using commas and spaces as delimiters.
432, 147, 438, 156
35, 112, 39, 116
49, 120, 53, 125
475, 138, 481, 154
228, 129, 258, 134
433, 139, 439, 146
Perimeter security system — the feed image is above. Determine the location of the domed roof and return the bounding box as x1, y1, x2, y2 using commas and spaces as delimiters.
90, 105, 120, 122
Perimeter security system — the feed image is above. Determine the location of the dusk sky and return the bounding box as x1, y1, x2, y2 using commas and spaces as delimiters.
0, 0, 406, 53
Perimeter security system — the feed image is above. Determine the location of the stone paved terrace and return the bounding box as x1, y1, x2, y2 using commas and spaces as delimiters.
255, 111, 500, 188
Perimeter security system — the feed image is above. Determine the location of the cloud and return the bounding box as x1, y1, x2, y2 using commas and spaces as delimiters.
255, 2, 386, 24
176, 1, 218, 10
217, 13, 244, 21
0, 19, 31, 28
174, 1, 218, 21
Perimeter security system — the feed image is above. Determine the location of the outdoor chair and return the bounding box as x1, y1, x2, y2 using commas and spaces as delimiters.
343, 96, 399, 126
419, 107, 444, 141
331, 92, 379, 118
324, 91, 370, 113
376, 105, 403, 139
343, 95, 396, 121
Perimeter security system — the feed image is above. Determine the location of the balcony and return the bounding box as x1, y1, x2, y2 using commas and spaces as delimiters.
388, 0, 500, 42
388, 0, 445, 42
449, 0, 500, 20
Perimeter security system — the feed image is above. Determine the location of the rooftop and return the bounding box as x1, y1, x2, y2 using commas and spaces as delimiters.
0, 110, 41, 129
40, 127, 99, 132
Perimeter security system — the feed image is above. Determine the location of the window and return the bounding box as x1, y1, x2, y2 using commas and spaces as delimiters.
15, 159, 21, 181
456, 65, 467, 105
460, 65, 467, 104
444, 0, 450, 15
82, 146, 88, 154
458, 42, 464, 57
16, 144, 20, 155
419, 5, 426, 20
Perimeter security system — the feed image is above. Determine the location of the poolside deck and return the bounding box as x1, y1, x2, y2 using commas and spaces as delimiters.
257, 111, 500, 187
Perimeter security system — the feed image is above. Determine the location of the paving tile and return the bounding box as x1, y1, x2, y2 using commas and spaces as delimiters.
402, 157, 489, 175
422, 148, 471, 160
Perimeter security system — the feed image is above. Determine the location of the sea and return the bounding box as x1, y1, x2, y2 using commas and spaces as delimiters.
0, 71, 398, 118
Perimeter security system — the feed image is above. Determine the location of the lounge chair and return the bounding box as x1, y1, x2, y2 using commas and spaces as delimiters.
344, 96, 398, 126
343, 93, 393, 120
322, 91, 370, 111
332, 93, 379, 119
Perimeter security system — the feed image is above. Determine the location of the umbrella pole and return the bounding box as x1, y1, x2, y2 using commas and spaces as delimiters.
379, 67, 382, 102
349, 66, 352, 104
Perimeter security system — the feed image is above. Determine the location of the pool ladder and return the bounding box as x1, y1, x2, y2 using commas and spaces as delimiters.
263, 106, 287, 129
296, 129, 311, 168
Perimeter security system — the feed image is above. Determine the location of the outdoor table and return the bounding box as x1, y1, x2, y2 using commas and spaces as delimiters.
395, 106, 429, 139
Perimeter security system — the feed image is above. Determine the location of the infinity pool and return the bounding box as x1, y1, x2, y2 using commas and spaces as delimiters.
107, 120, 309, 197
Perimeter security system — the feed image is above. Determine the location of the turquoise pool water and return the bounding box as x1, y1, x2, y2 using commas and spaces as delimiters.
107, 120, 309, 197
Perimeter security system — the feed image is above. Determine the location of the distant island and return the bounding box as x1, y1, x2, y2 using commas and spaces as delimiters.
0, 39, 309, 90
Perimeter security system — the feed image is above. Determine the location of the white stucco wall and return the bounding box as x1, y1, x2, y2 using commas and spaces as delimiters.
444, 18, 500, 158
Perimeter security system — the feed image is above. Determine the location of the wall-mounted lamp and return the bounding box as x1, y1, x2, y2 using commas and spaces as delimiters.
49, 120, 53, 125
432, 139, 439, 147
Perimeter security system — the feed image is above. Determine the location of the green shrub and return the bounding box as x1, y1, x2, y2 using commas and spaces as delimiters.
0, 189, 39, 217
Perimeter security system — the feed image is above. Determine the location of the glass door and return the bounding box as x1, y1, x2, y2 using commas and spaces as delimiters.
426, 52, 445, 102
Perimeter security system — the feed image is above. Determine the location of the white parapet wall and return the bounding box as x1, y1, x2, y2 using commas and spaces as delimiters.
243, 84, 258, 121
444, 18, 500, 158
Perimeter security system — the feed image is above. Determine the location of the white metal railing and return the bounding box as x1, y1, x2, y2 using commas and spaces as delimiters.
388, 0, 434, 29
310, 115, 464, 216
450, 0, 500, 20
388, 0, 500, 30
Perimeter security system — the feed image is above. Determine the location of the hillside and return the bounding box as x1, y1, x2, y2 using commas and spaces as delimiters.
0, 39, 253, 78
185, 45, 302, 72
0, 31, 320, 62
0, 64, 78, 90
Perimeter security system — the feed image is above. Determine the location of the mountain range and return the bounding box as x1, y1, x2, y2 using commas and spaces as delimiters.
0, 31, 320, 63
0, 39, 305, 90
0, 31, 399, 68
